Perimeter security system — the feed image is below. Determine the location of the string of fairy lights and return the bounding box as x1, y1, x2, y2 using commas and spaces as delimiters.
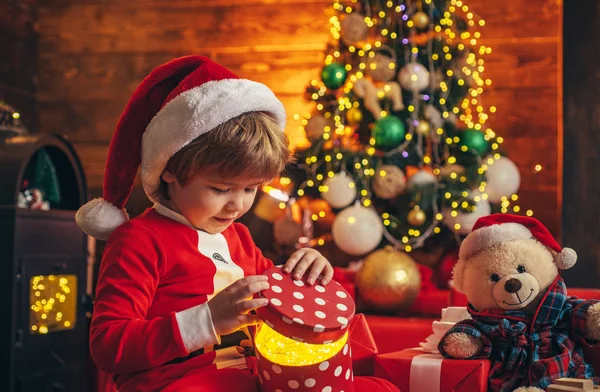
30, 274, 76, 334
269, 0, 543, 251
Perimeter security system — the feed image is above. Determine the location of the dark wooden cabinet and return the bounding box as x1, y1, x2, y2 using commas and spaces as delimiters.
0, 133, 91, 392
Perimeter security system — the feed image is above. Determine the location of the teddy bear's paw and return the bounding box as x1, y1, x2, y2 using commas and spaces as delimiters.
513, 387, 545, 392
585, 302, 600, 341
442, 332, 482, 358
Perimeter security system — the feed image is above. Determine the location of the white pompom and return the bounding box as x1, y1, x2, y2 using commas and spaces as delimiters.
555, 247, 577, 270
75, 198, 129, 241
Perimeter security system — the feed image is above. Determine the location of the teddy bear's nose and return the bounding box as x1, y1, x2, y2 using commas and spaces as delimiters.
504, 278, 522, 293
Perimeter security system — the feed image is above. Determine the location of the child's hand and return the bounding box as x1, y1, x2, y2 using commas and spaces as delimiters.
208, 275, 270, 336
283, 248, 334, 286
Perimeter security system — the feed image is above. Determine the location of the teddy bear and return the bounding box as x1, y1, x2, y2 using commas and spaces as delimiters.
438, 213, 600, 392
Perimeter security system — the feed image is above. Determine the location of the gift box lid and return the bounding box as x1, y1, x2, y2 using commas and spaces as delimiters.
257, 266, 356, 344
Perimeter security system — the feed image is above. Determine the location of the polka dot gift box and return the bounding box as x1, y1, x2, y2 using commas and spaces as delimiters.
255, 266, 356, 392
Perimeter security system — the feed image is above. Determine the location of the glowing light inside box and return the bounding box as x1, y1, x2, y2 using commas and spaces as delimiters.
255, 323, 348, 367
30, 275, 77, 334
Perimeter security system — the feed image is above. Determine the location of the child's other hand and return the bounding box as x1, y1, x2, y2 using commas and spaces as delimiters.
283, 248, 334, 286
208, 275, 269, 336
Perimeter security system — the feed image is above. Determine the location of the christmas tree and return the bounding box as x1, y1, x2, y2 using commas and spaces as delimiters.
261, 0, 526, 302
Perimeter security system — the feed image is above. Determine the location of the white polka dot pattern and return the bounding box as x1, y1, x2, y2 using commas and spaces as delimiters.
256, 267, 355, 344
305, 378, 316, 387
288, 380, 299, 389
293, 305, 304, 313
272, 364, 282, 374
263, 370, 270, 381
271, 298, 282, 306
334, 365, 342, 377
319, 361, 330, 371
322, 387, 332, 392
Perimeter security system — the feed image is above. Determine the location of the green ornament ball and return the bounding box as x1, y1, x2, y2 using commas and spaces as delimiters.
372, 115, 406, 150
321, 63, 348, 90
458, 128, 489, 156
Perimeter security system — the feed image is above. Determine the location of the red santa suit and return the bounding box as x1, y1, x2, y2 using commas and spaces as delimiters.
92, 205, 399, 392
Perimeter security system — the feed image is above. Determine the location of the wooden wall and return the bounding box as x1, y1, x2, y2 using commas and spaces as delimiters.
35, 0, 562, 234
1, 0, 38, 131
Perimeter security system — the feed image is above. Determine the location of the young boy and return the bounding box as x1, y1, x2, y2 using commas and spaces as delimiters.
76, 56, 398, 392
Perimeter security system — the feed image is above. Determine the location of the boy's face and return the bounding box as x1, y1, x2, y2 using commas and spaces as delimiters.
161, 171, 265, 234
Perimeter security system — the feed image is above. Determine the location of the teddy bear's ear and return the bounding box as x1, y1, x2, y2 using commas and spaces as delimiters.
451, 259, 466, 293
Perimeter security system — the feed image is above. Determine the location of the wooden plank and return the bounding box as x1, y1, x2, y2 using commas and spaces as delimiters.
36, 50, 325, 101
468, 0, 560, 39
483, 41, 558, 89
36, 0, 560, 55
36, 39, 557, 104
0, 1, 36, 39
37, 2, 332, 54
561, 0, 600, 288
38, 94, 314, 144
483, 87, 558, 138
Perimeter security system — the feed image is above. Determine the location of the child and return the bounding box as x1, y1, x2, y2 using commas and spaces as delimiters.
76, 56, 398, 392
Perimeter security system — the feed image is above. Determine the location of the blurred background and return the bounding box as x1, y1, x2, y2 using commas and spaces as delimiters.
1, 0, 599, 391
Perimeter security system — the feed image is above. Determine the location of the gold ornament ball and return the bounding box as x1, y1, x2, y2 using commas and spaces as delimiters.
356, 246, 421, 313
412, 11, 430, 30
346, 107, 363, 125
416, 120, 430, 136
407, 207, 427, 226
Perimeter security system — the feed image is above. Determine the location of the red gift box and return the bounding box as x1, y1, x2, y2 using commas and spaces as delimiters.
366, 316, 436, 354
374, 348, 490, 392
348, 314, 378, 376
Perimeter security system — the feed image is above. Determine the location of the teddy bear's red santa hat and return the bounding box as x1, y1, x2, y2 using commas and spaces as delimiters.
459, 213, 577, 270
75, 55, 286, 241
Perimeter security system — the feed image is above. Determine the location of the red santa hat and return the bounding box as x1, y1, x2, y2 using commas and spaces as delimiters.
459, 213, 577, 270
75, 55, 286, 240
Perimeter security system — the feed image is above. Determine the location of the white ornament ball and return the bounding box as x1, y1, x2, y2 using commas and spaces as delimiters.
340, 13, 369, 46
484, 156, 521, 203
332, 205, 383, 256
398, 63, 430, 92
407, 170, 437, 191
443, 192, 491, 235
322, 173, 357, 209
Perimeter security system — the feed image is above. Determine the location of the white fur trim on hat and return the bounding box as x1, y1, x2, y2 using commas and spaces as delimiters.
75, 198, 129, 241
459, 222, 532, 260
556, 247, 577, 270
140, 78, 286, 203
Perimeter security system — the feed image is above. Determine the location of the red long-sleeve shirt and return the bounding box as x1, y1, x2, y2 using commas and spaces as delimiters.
90, 205, 273, 391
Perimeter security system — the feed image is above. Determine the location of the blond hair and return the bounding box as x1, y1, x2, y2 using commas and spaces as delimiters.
159, 112, 291, 199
